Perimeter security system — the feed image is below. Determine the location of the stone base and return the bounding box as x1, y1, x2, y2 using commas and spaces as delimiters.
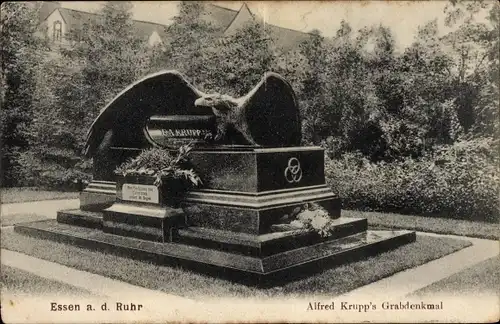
80, 180, 116, 212
103, 202, 185, 242
182, 185, 341, 234
57, 209, 103, 229
175, 217, 367, 257
14, 219, 415, 286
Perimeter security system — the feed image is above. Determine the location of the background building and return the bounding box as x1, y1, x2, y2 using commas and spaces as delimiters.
37, 2, 311, 51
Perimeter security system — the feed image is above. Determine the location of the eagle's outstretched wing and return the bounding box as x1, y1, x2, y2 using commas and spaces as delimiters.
239, 72, 301, 147
84, 70, 206, 157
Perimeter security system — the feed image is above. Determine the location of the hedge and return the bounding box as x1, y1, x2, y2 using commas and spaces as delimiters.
325, 138, 499, 223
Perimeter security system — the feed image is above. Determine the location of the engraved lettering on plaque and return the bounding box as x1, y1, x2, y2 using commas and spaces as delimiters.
122, 184, 159, 204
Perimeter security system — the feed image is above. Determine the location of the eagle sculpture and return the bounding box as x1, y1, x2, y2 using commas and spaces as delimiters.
84, 70, 301, 158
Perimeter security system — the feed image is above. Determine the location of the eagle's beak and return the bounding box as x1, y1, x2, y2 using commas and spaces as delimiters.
194, 97, 208, 107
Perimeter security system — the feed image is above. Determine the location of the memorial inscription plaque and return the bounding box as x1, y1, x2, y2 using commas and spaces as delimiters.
121, 183, 159, 204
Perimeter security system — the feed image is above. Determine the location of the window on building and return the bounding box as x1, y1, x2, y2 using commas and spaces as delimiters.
53, 21, 62, 41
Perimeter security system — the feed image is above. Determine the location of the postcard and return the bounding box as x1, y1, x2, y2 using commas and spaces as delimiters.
1, 1, 498, 323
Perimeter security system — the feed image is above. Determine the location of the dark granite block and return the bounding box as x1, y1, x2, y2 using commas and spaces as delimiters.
102, 220, 165, 242
80, 180, 116, 212
103, 202, 185, 242
14, 219, 416, 286
57, 209, 103, 229
80, 191, 116, 212
256, 149, 325, 191
182, 195, 341, 234
175, 217, 368, 257
183, 203, 260, 234
189, 147, 326, 192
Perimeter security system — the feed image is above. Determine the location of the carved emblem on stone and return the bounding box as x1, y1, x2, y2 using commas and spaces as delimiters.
284, 157, 302, 183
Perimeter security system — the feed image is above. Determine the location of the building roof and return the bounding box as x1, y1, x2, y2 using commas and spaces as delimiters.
38, 1, 61, 22
131, 19, 169, 39
43, 6, 169, 41
58, 7, 95, 28
201, 4, 239, 30
223, 3, 254, 36
39, 2, 311, 51
267, 24, 312, 52
220, 3, 312, 51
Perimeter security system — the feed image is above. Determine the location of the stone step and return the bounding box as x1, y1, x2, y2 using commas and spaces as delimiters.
57, 209, 103, 229
85, 182, 116, 192
92, 180, 115, 185
80, 191, 116, 212
103, 202, 186, 243
14, 219, 416, 286
175, 217, 367, 257
84, 187, 115, 194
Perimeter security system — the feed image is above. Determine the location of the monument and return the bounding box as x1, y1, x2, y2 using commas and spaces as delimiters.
14, 70, 416, 285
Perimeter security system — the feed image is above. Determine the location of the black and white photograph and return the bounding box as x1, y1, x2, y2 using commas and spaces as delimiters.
0, 1, 498, 323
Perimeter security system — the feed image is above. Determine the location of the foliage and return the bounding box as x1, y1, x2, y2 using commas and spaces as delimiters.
196, 21, 277, 97
325, 138, 499, 222
63, 1, 152, 116
115, 145, 202, 191
14, 53, 93, 189
152, 1, 221, 84
11, 1, 154, 189
442, 0, 499, 138
0, 2, 46, 186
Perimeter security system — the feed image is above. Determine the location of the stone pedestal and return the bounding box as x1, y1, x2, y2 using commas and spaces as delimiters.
183, 147, 340, 234
79, 180, 116, 212
103, 202, 185, 242
23, 146, 416, 285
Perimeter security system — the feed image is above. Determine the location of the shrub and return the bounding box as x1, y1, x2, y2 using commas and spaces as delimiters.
13, 150, 92, 191
115, 145, 202, 191
325, 138, 499, 222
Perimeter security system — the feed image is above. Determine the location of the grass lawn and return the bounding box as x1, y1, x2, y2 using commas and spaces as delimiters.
343, 210, 499, 240
1, 188, 79, 204
409, 256, 500, 297
1, 265, 95, 297
1, 214, 52, 227
1, 228, 471, 299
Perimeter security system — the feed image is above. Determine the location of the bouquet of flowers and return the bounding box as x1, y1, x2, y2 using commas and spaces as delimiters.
271, 203, 336, 238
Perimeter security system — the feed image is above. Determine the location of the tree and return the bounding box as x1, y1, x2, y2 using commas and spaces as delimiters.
155, 1, 221, 85
442, 0, 499, 137
0, 2, 45, 186
15, 1, 152, 189
198, 21, 277, 96
65, 1, 151, 116
292, 29, 331, 144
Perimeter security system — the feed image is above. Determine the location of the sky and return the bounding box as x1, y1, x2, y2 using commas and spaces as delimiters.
59, 1, 453, 50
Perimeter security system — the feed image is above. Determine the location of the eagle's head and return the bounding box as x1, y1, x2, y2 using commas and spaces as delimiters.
194, 93, 238, 112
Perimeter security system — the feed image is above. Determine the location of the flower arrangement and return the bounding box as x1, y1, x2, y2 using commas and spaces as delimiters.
272, 203, 336, 238
114, 144, 202, 192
